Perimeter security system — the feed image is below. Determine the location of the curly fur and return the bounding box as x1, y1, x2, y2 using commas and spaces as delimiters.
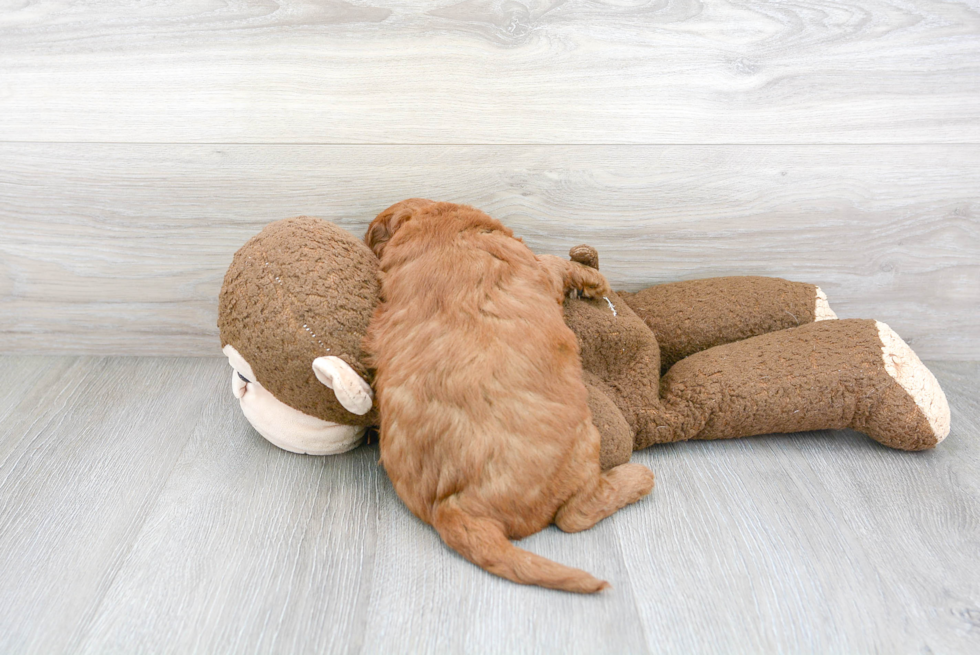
363, 200, 654, 593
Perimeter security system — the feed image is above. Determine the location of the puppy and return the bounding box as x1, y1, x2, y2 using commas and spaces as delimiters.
364, 200, 654, 593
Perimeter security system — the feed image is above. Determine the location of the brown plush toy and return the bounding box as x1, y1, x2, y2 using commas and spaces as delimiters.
562, 246, 950, 469
218, 217, 380, 455
218, 205, 950, 464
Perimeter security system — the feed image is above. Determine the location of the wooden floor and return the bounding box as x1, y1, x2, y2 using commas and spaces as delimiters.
2, 1, 978, 652
0, 355, 977, 654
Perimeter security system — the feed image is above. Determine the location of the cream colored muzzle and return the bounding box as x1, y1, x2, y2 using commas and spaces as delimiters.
223, 344, 372, 455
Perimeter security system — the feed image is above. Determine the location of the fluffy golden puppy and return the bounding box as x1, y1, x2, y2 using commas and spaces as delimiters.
364, 200, 654, 593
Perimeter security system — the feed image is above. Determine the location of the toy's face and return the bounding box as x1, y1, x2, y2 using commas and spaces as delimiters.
223, 344, 370, 455
218, 216, 383, 455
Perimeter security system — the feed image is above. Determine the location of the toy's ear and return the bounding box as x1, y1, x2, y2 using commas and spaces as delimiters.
312, 356, 374, 416
365, 198, 434, 258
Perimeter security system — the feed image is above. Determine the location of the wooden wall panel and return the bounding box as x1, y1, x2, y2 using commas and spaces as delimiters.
1, 143, 976, 358
0, 0, 977, 144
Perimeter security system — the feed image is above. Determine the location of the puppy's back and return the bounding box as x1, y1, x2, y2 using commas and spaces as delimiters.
367, 203, 591, 504
364, 201, 642, 594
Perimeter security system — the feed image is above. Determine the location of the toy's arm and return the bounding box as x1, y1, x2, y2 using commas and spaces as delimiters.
616, 276, 837, 373
583, 373, 634, 471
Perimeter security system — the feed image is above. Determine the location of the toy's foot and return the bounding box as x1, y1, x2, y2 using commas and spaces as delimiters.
814, 287, 838, 321
854, 322, 950, 450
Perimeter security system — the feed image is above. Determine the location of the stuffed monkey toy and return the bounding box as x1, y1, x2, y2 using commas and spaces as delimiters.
562, 246, 950, 469
218, 217, 379, 455
218, 205, 950, 463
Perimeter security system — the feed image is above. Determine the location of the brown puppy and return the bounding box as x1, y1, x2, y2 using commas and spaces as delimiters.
364, 200, 654, 593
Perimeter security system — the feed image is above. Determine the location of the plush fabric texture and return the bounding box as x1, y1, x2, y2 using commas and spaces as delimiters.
582, 371, 634, 470
217, 219, 949, 464
564, 292, 662, 470
565, 304, 947, 457
650, 318, 942, 451
562, 261, 947, 463
618, 276, 819, 373
218, 217, 380, 426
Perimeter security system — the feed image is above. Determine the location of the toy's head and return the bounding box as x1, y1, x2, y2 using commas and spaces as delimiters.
218, 217, 380, 454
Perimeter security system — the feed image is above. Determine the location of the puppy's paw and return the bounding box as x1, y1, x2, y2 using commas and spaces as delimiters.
566, 263, 610, 299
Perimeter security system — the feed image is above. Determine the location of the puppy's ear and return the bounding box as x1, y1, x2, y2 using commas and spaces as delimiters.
365, 198, 434, 258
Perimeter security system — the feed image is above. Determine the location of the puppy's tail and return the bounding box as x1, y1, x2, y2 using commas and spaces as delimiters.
432, 497, 609, 594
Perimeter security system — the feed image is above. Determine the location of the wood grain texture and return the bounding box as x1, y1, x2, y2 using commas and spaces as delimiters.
1, 143, 977, 358
356, 464, 649, 654
1, 1, 975, 650
77, 383, 384, 655
618, 359, 980, 654
0, 356, 223, 654
0, 356, 977, 653
0, 0, 977, 144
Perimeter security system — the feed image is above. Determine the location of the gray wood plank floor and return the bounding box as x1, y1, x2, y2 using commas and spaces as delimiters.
1, 2, 977, 650
1, 356, 977, 654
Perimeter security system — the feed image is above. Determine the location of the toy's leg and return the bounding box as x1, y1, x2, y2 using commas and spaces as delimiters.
555, 463, 655, 533
635, 319, 949, 451
618, 276, 837, 373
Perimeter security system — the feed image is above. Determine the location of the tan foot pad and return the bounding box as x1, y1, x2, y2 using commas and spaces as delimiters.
814, 287, 838, 321
876, 321, 951, 447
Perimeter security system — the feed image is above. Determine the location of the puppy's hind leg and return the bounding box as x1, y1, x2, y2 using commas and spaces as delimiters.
555, 463, 655, 533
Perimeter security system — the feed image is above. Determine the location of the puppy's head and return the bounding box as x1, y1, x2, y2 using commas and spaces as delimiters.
365, 198, 435, 258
